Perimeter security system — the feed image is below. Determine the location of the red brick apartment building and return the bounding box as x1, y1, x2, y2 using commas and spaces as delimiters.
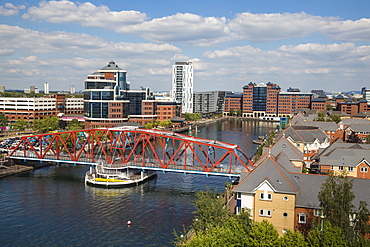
224, 95, 242, 114
242, 82, 281, 118
336, 98, 370, 116
277, 92, 312, 116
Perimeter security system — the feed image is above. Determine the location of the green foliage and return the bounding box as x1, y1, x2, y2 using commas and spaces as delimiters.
318, 171, 355, 241
315, 111, 326, 121
353, 201, 370, 238
328, 114, 341, 123
229, 109, 235, 116
246, 220, 279, 246
318, 172, 370, 245
183, 113, 202, 121
192, 187, 229, 231
366, 134, 370, 144
0, 113, 8, 127
68, 119, 83, 131
236, 108, 242, 117
182, 217, 249, 247
32, 116, 60, 133
306, 221, 347, 247
158, 120, 172, 128
12, 118, 29, 131
275, 230, 308, 247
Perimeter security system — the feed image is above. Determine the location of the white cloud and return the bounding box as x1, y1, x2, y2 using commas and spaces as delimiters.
116, 13, 232, 45
200, 43, 370, 91
322, 18, 370, 41
23, 0, 147, 27
0, 3, 25, 16
228, 12, 370, 43
0, 49, 14, 56
0, 25, 181, 56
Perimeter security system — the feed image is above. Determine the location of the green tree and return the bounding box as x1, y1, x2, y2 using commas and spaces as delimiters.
275, 230, 308, 247
181, 216, 249, 247
353, 201, 370, 240
192, 187, 229, 231
12, 118, 29, 131
317, 171, 370, 245
68, 119, 83, 131
328, 114, 341, 123
32, 116, 60, 133
236, 108, 242, 117
316, 111, 325, 121
158, 120, 172, 128
229, 109, 235, 116
183, 113, 202, 121
306, 221, 347, 247
0, 113, 8, 127
246, 220, 279, 247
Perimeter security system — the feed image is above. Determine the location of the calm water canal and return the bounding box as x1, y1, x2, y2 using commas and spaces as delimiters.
0, 119, 276, 246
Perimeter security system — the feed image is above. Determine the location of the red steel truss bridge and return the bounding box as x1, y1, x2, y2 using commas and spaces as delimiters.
8, 128, 255, 177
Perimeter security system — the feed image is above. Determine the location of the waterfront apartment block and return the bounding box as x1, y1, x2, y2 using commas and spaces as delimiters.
0, 95, 83, 123
225, 82, 370, 119
193, 91, 228, 116
242, 82, 280, 119
84, 61, 180, 128
171, 62, 193, 114
277, 91, 312, 116
242, 82, 281, 119
224, 94, 242, 114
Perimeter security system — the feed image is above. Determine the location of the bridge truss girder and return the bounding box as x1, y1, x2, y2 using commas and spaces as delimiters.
9, 128, 255, 176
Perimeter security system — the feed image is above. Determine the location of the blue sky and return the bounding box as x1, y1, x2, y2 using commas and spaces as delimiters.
0, 0, 369, 93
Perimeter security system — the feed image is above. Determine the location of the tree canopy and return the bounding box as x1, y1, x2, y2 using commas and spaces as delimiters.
0, 113, 8, 127
32, 117, 60, 133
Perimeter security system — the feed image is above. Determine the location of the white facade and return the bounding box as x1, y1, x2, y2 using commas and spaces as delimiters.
70, 83, 75, 94
65, 98, 84, 110
0, 97, 56, 111
171, 62, 193, 113
44, 82, 49, 94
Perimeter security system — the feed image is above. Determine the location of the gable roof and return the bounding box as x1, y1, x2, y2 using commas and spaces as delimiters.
274, 151, 302, 173
346, 123, 370, 132
268, 137, 303, 161
318, 147, 370, 168
294, 173, 370, 210
294, 121, 340, 132
278, 125, 328, 144
341, 118, 370, 126
233, 155, 298, 195
315, 142, 370, 158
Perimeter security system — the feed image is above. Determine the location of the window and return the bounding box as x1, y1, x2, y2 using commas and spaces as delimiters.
283, 196, 289, 201
283, 212, 288, 217
361, 167, 368, 173
236, 192, 241, 199
298, 213, 306, 224
259, 209, 271, 217
348, 167, 354, 172
260, 192, 272, 201
314, 209, 322, 217
338, 166, 344, 171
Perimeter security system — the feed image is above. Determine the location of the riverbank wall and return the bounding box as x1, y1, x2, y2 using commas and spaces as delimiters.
0, 159, 54, 178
